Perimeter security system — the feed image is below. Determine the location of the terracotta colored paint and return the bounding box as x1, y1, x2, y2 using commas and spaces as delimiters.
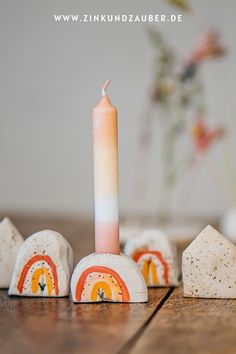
17, 255, 59, 296
133, 251, 169, 285
75, 265, 130, 302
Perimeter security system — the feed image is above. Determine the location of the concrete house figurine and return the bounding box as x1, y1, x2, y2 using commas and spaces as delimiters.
182, 225, 236, 298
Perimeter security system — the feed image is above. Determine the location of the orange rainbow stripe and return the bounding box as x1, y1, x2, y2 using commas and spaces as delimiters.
17, 255, 59, 295
75, 266, 130, 302
133, 251, 169, 285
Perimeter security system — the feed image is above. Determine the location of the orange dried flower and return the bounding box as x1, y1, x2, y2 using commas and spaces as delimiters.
191, 116, 225, 152
188, 31, 226, 64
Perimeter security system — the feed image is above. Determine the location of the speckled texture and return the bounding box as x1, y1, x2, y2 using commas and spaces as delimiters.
182, 225, 236, 298
0, 217, 24, 288
71, 253, 148, 303
124, 229, 179, 287
9, 230, 73, 297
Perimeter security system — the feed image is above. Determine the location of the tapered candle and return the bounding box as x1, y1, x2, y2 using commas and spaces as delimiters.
93, 80, 120, 254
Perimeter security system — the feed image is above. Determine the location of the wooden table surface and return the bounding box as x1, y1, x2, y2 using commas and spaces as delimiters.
0, 215, 235, 354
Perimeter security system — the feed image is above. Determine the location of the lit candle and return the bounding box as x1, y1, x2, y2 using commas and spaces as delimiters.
93, 80, 120, 254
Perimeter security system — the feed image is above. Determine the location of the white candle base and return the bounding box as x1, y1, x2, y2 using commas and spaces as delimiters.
9, 230, 73, 297
124, 229, 179, 287
70, 253, 148, 303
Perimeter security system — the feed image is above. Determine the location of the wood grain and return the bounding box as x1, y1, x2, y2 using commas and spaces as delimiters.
0, 288, 170, 354
130, 286, 236, 354
0, 214, 170, 354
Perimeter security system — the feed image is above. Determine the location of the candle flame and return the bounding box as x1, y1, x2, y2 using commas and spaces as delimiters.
102, 80, 110, 96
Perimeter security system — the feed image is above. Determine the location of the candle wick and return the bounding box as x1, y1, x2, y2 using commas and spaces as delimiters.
102, 80, 110, 96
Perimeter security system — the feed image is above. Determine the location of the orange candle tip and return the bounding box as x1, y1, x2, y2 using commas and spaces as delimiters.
102, 80, 111, 96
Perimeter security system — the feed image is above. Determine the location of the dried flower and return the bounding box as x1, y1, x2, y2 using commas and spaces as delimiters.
188, 31, 226, 64
180, 62, 197, 81
149, 81, 175, 103
165, 0, 191, 12
191, 115, 225, 152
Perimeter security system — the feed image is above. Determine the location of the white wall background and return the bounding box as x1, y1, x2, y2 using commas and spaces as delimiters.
1, 0, 236, 218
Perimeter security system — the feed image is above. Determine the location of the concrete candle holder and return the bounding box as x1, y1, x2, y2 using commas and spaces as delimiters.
9, 230, 73, 297
70, 82, 147, 304
124, 229, 179, 287
0, 217, 24, 288
71, 253, 148, 303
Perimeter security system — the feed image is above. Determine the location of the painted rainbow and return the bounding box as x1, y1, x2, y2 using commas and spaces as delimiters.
124, 229, 179, 287
9, 230, 73, 297
71, 253, 148, 303
17, 254, 59, 296
132, 251, 169, 286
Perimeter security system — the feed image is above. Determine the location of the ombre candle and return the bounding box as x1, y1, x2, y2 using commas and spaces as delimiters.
93, 81, 120, 254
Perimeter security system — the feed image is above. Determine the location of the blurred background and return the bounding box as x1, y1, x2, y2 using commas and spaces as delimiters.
1, 0, 236, 227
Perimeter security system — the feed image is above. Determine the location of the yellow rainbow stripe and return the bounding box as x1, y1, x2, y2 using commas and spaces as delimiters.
76, 266, 130, 302
31, 267, 53, 296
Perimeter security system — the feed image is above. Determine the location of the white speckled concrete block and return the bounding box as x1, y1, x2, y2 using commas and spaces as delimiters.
0, 217, 24, 288
124, 229, 179, 287
221, 208, 236, 242
9, 230, 73, 297
71, 253, 148, 303
182, 225, 236, 298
